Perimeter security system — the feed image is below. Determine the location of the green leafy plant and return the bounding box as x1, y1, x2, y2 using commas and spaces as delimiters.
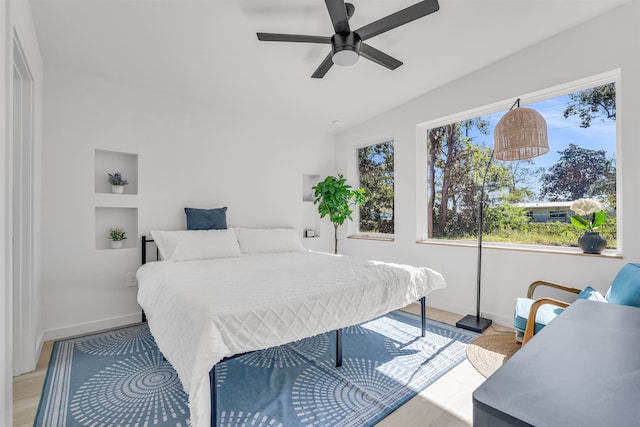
108, 172, 129, 186
569, 198, 606, 231
313, 174, 365, 254
109, 227, 127, 241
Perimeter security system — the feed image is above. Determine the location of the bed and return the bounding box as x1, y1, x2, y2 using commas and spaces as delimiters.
136, 228, 446, 427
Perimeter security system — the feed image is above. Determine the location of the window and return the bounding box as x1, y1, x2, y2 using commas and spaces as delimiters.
357, 140, 394, 235
425, 80, 617, 250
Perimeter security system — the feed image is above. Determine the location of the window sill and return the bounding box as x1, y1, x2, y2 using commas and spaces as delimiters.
348, 235, 395, 242
416, 239, 622, 258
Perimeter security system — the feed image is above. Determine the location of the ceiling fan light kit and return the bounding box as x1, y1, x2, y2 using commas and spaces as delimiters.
331, 32, 361, 66
256, 0, 440, 78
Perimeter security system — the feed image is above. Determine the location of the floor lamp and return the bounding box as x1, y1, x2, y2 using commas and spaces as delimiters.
456, 99, 549, 333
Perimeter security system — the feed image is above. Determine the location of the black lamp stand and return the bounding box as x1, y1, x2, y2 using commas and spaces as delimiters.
456, 151, 494, 333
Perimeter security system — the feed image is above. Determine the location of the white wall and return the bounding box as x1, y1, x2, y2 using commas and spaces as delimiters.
40, 66, 335, 339
335, 2, 640, 327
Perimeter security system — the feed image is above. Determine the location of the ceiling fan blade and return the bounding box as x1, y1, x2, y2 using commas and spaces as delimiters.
311, 53, 334, 79
355, 0, 439, 41
257, 33, 331, 44
325, 0, 351, 33
359, 43, 403, 70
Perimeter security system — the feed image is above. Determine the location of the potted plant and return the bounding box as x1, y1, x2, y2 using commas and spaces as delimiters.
108, 172, 129, 194
109, 227, 127, 249
313, 174, 365, 254
570, 198, 607, 254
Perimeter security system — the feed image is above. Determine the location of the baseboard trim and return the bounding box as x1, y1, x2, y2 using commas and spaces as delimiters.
42, 313, 142, 342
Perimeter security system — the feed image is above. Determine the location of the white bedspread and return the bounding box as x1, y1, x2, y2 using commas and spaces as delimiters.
136, 251, 446, 427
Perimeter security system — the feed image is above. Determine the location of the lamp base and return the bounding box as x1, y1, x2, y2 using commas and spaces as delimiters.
456, 314, 492, 333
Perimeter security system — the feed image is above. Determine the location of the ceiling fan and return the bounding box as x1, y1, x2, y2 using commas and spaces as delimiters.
256, 0, 440, 78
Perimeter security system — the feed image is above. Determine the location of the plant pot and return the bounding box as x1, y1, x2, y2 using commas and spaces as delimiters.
110, 240, 124, 249
111, 185, 124, 194
578, 232, 606, 254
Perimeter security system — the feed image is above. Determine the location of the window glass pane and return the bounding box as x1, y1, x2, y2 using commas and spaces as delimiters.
358, 141, 394, 234
427, 82, 616, 249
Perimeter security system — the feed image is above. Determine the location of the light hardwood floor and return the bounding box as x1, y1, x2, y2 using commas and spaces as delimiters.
13, 306, 513, 427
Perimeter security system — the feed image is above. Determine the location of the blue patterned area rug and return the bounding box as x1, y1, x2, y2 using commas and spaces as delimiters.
35, 310, 477, 426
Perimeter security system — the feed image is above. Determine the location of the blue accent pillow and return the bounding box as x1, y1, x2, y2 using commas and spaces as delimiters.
576, 286, 607, 302
184, 207, 228, 230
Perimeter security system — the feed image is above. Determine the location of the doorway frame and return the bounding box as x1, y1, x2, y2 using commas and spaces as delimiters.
10, 31, 36, 376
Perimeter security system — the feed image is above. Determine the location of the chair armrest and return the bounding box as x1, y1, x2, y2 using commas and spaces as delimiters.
522, 298, 570, 345
526, 280, 582, 299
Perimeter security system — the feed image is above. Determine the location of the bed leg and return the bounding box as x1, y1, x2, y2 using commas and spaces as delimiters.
141, 235, 147, 265
210, 366, 217, 427
335, 329, 343, 367
420, 297, 426, 337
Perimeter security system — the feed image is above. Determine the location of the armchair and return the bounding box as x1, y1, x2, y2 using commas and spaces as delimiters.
514, 263, 640, 345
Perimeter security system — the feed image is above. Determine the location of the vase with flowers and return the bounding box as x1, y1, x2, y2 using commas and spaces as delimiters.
109, 227, 127, 249
570, 198, 607, 254
108, 172, 129, 194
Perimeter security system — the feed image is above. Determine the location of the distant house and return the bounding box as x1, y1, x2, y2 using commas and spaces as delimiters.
515, 201, 575, 223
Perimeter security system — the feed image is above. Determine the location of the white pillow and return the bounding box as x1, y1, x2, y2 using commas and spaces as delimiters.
150, 229, 241, 261
235, 227, 305, 254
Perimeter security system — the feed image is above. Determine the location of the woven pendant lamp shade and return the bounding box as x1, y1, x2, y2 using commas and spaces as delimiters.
494, 107, 549, 161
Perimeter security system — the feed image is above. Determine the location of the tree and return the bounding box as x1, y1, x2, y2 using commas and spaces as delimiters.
358, 142, 394, 234
563, 83, 616, 128
427, 118, 525, 239
559, 82, 617, 207
428, 120, 492, 237
313, 175, 365, 254
539, 144, 614, 202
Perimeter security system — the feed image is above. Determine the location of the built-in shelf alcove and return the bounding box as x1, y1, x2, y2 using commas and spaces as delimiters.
302, 173, 321, 238
95, 149, 138, 195
95, 207, 138, 250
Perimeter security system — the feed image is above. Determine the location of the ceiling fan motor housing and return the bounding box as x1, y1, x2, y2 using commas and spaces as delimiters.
331, 32, 361, 66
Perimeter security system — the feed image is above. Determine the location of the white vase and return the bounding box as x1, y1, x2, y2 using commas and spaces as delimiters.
110, 240, 124, 249
111, 185, 124, 194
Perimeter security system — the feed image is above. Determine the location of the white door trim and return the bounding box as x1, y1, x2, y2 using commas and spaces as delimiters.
11, 30, 35, 376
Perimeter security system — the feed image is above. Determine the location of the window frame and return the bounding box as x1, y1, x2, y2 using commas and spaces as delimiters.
415, 70, 622, 253
347, 135, 396, 239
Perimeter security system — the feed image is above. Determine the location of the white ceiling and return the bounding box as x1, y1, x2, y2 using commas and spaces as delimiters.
29, 0, 629, 133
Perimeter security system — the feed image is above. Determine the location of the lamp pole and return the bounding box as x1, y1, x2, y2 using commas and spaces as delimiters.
456, 151, 494, 333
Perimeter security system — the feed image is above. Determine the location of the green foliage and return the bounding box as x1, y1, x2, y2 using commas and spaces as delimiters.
107, 172, 129, 186
450, 218, 617, 250
427, 118, 540, 239
484, 204, 530, 234
313, 174, 365, 226
358, 142, 394, 234
313, 174, 365, 253
563, 83, 616, 128
109, 227, 127, 241
570, 210, 606, 231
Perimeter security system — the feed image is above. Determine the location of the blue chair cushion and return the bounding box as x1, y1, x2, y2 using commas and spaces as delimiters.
513, 297, 565, 334
184, 207, 228, 230
605, 263, 640, 307
514, 286, 607, 334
